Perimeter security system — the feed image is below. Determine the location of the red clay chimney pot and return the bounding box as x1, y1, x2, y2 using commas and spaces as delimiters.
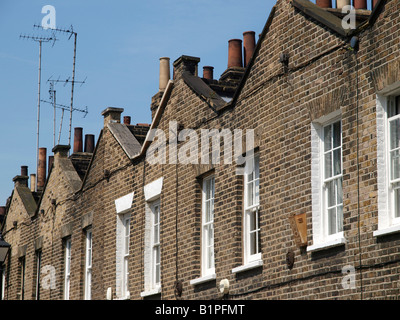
243, 31, 256, 68
37, 147, 47, 190
316, 0, 332, 8
21, 166, 28, 177
203, 66, 214, 80
84, 134, 95, 153
228, 39, 243, 68
123, 116, 131, 125
74, 127, 83, 153
354, 0, 367, 9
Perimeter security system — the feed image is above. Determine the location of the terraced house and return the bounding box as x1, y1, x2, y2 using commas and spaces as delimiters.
1, 0, 400, 300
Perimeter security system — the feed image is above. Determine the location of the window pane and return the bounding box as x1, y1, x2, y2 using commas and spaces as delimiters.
388, 97, 400, 118
391, 150, 400, 180
390, 118, 400, 150
247, 181, 254, 207
250, 232, 257, 255
325, 152, 332, 179
333, 149, 342, 176
154, 225, 159, 243
250, 210, 257, 232
337, 205, 343, 232
333, 121, 341, 148
326, 180, 335, 208
324, 125, 332, 151
328, 208, 336, 235
155, 264, 160, 284
336, 178, 343, 205
394, 184, 400, 218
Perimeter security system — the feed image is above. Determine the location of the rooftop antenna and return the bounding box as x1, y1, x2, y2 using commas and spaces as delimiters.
19, 33, 57, 192
40, 97, 88, 146
34, 24, 78, 154
46, 76, 87, 147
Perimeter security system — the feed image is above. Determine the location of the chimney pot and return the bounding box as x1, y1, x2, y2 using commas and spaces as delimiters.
73, 127, 83, 153
37, 147, 47, 190
123, 116, 131, 125
353, 0, 367, 9
21, 166, 28, 177
159, 57, 171, 92
203, 66, 214, 80
0, 206, 5, 216
228, 39, 243, 68
372, 0, 378, 9
243, 31, 256, 68
30, 174, 36, 192
316, 0, 332, 8
84, 134, 95, 153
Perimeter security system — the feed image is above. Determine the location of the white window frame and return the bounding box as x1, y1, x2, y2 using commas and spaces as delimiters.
321, 119, 344, 241
150, 200, 161, 289
141, 179, 163, 298
122, 216, 130, 298
375, 92, 400, 236
309, 110, 346, 252
35, 250, 42, 300
201, 175, 215, 277
64, 238, 71, 300
243, 154, 261, 265
84, 229, 92, 300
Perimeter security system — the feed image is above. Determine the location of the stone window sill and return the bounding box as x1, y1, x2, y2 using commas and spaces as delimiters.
231, 260, 263, 274
307, 237, 346, 253
140, 286, 161, 298
373, 224, 400, 237
190, 273, 216, 286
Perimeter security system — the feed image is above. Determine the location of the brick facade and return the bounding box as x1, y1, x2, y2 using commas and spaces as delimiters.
1, 0, 400, 300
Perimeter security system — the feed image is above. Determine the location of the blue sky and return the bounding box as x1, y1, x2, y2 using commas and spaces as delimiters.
1, 1, 371, 203
0, 0, 275, 204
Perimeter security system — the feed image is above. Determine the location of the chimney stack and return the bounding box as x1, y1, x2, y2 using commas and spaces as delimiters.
123, 116, 131, 125
84, 134, 95, 153
101, 107, 124, 128
228, 39, 243, 68
203, 66, 214, 80
316, 0, 332, 8
159, 57, 170, 92
73, 127, 83, 153
243, 31, 256, 68
30, 174, 36, 192
37, 147, 47, 191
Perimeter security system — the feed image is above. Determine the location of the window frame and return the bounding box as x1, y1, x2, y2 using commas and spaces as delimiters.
320, 118, 344, 241
386, 96, 400, 225
84, 229, 92, 300
243, 153, 261, 265
150, 199, 161, 289
122, 216, 130, 298
201, 175, 215, 277
19, 256, 25, 300
35, 250, 42, 300
64, 238, 71, 300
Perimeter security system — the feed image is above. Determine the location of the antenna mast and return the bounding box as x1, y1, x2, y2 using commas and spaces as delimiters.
34, 24, 78, 153
19, 33, 57, 192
